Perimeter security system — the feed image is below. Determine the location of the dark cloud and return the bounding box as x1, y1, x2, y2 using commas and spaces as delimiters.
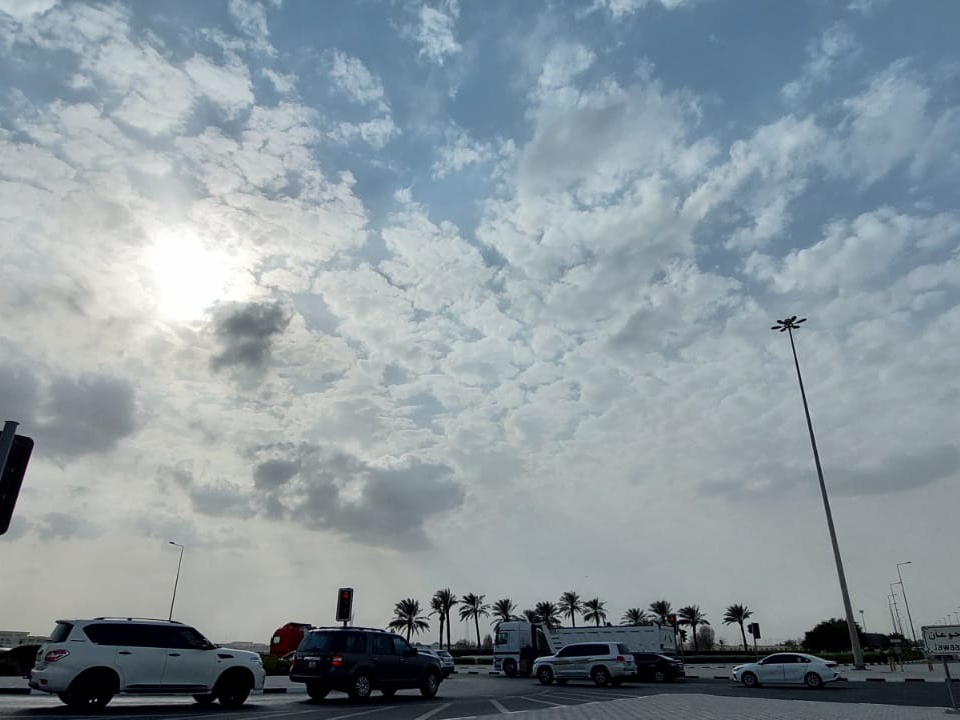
0, 363, 41, 426
253, 458, 299, 489
190, 481, 255, 518
38, 374, 138, 459
833, 444, 959, 496
35, 512, 101, 541
210, 300, 292, 371
157, 463, 194, 493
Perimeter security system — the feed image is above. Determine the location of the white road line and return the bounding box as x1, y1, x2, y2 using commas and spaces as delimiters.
518, 696, 563, 706
489, 698, 510, 713
412, 701, 454, 720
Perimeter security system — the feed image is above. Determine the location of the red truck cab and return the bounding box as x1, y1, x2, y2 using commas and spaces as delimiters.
271, 622, 313, 656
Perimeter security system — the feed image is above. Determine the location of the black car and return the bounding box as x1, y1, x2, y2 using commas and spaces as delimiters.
632, 653, 685, 682
289, 627, 443, 701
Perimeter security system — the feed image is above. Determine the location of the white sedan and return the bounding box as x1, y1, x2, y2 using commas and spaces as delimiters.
731, 652, 841, 689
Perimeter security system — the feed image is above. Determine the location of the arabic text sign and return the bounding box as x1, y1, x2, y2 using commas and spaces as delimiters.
922, 625, 960, 658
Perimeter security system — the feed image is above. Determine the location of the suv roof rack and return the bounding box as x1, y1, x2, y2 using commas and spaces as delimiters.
309, 626, 387, 633
91, 617, 184, 624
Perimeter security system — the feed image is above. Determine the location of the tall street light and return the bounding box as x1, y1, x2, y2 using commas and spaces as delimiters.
859, 609, 867, 633
168, 541, 184, 621
771, 316, 865, 669
895, 561, 917, 645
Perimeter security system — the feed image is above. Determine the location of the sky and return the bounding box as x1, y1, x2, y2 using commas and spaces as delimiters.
1, 0, 959, 648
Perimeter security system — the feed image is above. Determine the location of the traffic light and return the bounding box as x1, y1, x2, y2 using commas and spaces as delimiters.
667, 614, 677, 628
0, 434, 33, 536
336, 587, 354, 622
748, 622, 761, 639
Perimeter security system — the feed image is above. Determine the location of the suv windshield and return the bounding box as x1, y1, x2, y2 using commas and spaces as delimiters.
298, 631, 367, 653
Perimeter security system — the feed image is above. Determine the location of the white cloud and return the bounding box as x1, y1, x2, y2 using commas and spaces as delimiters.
261, 67, 296, 94
588, 0, 696, 17
781, 23, 859, 102
329, 50, 385, 105
432, 127, 498, 178
406, 0, 461, 65
227, 0, 274, 53
330, 116, 399, 149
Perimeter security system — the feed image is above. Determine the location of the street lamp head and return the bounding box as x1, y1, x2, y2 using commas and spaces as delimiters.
897, 561, 912, 566
771, 317, 807, 332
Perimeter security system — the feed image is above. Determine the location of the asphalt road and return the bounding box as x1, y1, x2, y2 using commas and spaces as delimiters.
2, 675, 957, 720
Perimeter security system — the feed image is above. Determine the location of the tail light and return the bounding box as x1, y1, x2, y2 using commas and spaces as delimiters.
616, 655, 626, 662
331, 654, 344, 667
44, 650, 70, 663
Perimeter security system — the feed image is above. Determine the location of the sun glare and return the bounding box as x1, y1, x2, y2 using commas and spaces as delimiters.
143, 229, 250, 323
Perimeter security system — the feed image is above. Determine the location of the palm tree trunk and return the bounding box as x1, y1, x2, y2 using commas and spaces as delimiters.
475, 616, 481, 651
739, 621, 748, 652
407, 626, 411, 642
571, 615, 576, 628
692, 623, 698, 651
595, 617, 600, 627
439, 616, 444, 647
445, 610, 452, 649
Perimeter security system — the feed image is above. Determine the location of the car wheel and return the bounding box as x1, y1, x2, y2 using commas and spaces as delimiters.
503, 659, 518, 677
537, 667, 554, 685
591, 667, 610, 687
193, 693, 217, 705
741, 671, 759, 688
307, 681, 330, 700
381, 688, 397, 698
349, 672, 373, 701
216, 671, 252, 709
419, 670, 440, 698
654, 670, 666, 682
804, 672, 824, 689
60, 670, 117, 709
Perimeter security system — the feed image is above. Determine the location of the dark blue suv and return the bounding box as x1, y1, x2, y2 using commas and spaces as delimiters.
289, 627, 443, 701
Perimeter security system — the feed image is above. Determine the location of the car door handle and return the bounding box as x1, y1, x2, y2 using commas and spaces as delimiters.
168, 653, 181, 657
118, 651, 132, 656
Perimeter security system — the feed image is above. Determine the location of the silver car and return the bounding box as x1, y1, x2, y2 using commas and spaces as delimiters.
419, 648, 455, 677
731, 652, 841, 689
534, 642, 636, 687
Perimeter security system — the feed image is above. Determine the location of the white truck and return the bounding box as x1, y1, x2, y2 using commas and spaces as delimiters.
493, 621, 677, 677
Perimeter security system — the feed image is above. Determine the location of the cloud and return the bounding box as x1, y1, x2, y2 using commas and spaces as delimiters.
432, 128, 497, 178
781, 23, 859, 102
587, 0, 696, 17
253, 458, 300, 490
0, 363, 41, 427
210, 300, 293, 371
405, 1, 461, 66
227, 0, 274, 53
330, 116, 399, 149
833, 444, 959, 496
35, 512, 101, 541
329, 51, 386, 105
37, 374, 138, 459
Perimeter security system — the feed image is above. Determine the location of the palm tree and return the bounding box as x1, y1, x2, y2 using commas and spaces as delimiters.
648, 600, 672, 624
522, 609, 538, 623
459, 593, 490, 650
678, 605, 709, 652
388, 598, 430, 641
535, 601, 561, 629
723, 604, 753, 652
430, 593, 445, 647
491, 598, 517, 630
558, 591, 583, 628
582, 597, 607, 627
621, 608, 648, 626
435, 588, 458, 649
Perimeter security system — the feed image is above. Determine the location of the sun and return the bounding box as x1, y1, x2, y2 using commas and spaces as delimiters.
143, 228, 251, 323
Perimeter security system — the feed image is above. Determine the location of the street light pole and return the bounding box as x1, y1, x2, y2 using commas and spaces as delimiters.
771, 317, 865, 670
859, 609, 867, 633
896, 562, 918, 645
890, 584, 905, 636
168, 541, 184, 621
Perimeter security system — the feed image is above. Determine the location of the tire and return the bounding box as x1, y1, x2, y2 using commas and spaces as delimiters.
419, 670, 440, 698
216, 670, 253, 708
381, 688, 397, 698
804, 672, 824, 689
60, 670, 117, 709
307, 681, 330, 700
741, 671, 759, 688
503, 659, 518, 678
348, 672, 373, 701
193, 693, 216, 705
591, 666, 610, 687
537, 666, 554, 685
654, 670, 666, 682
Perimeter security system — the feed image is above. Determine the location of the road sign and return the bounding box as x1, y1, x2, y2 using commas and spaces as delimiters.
922, 625, 960, 660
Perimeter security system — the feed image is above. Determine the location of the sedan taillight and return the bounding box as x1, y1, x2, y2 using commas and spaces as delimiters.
44, 650, 70, 663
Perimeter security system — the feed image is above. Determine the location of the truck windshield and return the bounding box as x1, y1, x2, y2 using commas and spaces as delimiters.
495, 631, 509, 646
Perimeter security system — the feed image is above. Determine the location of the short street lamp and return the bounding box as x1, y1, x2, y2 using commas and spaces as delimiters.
168, 541, 184, 621
771, 316, 865, 670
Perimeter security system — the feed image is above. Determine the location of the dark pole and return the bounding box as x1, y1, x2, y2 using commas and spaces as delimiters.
168, 541, 184, 621
772, 317, 865, 670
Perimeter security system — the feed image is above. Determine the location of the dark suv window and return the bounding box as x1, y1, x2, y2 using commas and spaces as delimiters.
83, 623, 169, 647
165, 626, 211, 650
372, 635, 394, 655
49, 622, 74, 643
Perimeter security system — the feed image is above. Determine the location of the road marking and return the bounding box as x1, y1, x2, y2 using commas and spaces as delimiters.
489, 698, 510, 713
412, 702, 453, 720
519, 696, 563, 706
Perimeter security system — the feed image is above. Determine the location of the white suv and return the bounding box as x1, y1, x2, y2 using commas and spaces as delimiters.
534, 642, 636, 687
29, 618, 266, 709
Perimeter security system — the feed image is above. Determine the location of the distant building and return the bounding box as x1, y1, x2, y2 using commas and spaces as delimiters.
0, 631, 30, 650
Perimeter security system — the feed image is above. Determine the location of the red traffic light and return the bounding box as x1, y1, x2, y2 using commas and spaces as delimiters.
667, 614, 678, 627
